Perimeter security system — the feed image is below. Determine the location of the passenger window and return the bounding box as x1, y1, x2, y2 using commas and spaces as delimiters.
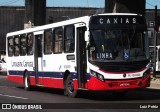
8, 37, 14, 57
44, 29, 53, 54
20, 35, 27, 56
27, 33, 33, 55
14, 36, 20, 56
54, 28, 63, 53
64, 25, 75, 52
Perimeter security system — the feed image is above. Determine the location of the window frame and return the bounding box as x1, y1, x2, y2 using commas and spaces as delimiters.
44, 29, 53, 54
26, 33, 33, 55
64, 25, 75, 53
20, 34, 27, 56
53, 27, 63, 54
14, 35, 20, 56
8, 37, 14, 57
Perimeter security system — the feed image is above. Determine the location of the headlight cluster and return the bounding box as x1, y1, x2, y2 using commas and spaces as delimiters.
90, 69, 105, 82
143, 69, 150, 79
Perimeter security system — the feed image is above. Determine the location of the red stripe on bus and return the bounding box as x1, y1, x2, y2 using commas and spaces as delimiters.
8, 75, 24, 85
43, 78, 63, 89
8, 75, 79, 90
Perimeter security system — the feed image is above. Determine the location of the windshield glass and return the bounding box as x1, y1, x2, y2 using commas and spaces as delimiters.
89, 29, 146, 62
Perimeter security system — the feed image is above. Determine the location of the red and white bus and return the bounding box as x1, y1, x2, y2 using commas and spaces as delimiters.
6, 13, 150, 97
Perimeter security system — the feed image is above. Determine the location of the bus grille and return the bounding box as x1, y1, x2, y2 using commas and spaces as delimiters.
99, 60, 149, 73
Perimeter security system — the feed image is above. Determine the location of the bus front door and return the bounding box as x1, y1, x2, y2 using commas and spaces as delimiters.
34, 33, 43, 85
77, 26, 87, 89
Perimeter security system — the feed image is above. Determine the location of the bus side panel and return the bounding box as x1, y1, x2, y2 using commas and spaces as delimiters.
43, 78, 63, 89
29, 76, 64, 89
41, 77, 78, 89
42, 52, 78, 89
41, 72, 78, 89
29, 71, 64, 89
30, 76, 36, 86
7, 75, 24, 85
73, 80, 78, 90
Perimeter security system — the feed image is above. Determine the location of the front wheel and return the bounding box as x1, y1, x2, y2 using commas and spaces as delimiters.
64, 74, 78, 97
24, 71, 32, 91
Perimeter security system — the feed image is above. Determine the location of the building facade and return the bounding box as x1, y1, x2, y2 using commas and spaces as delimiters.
146, 9, 160, 46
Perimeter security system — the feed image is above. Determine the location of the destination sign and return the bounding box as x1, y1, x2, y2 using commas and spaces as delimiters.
90, 15, 145, 25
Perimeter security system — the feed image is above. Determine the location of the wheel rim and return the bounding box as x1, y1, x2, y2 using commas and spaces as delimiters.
67, 76, 74, 93
25, 75, 29, 88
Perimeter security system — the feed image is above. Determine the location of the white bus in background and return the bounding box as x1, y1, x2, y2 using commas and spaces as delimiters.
6, 13, 150, 97
149, 45, 160, 75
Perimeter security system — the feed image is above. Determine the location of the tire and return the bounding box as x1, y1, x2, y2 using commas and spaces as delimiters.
64, 74, 78, 98
24, 71, 31, 91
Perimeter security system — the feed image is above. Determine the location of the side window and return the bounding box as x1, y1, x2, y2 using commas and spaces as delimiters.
20, 34, 27, 56
27, 33, 33, 55
14, 36, 20, 56
54, 27, 63, 53
44, 29, 53, 54
8, 37, 14, 57
64, 25, 75, 53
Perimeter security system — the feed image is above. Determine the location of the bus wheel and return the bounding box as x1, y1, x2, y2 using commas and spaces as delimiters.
24, 71, 31, 91
65, 74, 78, 97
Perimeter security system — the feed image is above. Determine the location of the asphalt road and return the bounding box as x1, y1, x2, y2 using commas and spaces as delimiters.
0, 75, 160, 112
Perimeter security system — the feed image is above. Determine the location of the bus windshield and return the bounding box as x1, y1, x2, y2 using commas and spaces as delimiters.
89, 29, 146, 62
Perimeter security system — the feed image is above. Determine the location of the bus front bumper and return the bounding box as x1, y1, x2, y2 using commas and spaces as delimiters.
87, 75, 150, 91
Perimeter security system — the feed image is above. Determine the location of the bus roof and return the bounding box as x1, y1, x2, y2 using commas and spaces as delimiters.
6, 13, 143, 37
6, 15, 90, 37
95, 13, 140, 16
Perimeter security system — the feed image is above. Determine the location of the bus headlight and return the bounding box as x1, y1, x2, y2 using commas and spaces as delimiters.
90, 69, 105, 82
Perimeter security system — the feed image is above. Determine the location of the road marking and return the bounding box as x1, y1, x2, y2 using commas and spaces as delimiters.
0, 93, 28, 100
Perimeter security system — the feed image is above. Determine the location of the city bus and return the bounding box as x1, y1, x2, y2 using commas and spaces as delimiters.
6, 13, 150, 97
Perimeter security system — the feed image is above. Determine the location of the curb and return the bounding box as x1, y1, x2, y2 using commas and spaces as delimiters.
150, 78, 160, 89
149, 83, 160, 90
143, 79, 160, 92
